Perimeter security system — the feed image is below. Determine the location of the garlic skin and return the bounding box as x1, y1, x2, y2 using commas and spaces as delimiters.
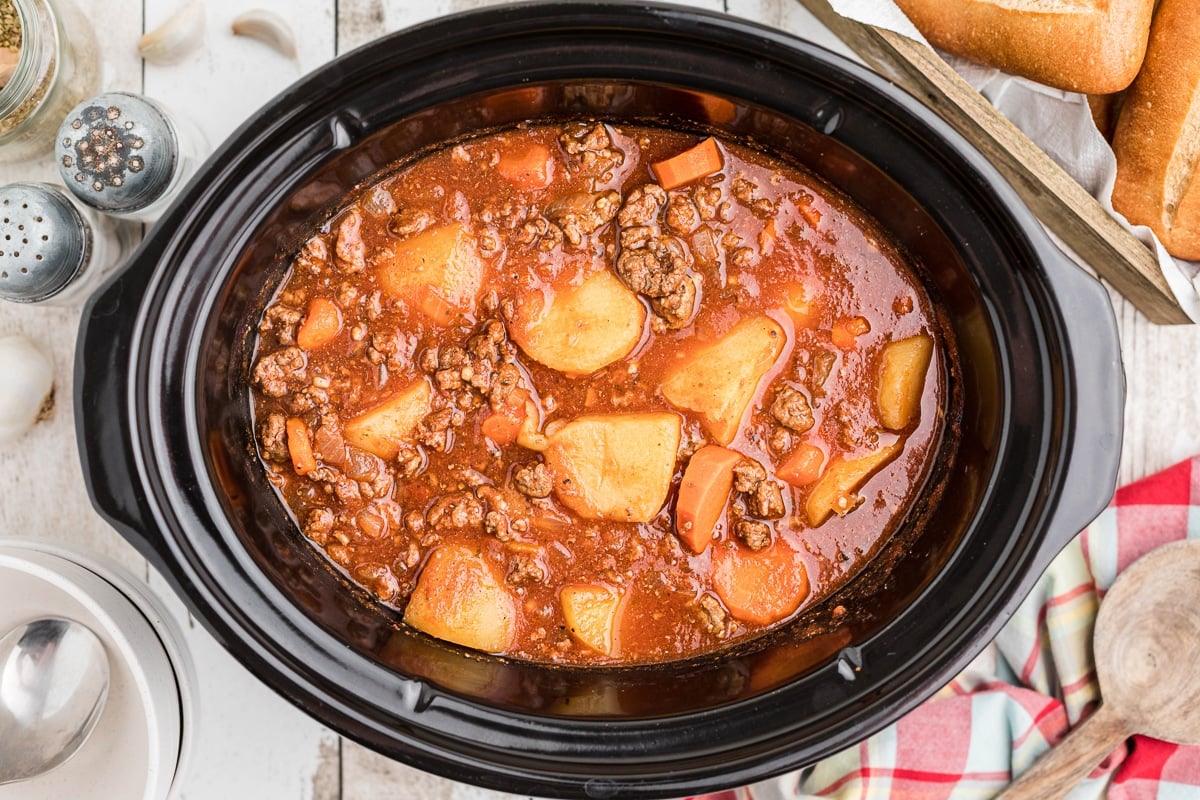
139, 0, 206, 66
232, 10, 298, 60
0, 335, 55, 444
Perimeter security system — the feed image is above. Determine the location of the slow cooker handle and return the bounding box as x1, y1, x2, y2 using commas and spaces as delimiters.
74, 243, 173, 576
1037, 243, 1125, 562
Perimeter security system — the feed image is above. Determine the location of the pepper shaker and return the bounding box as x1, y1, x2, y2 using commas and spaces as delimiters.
0, 182, 133, 306
54, 92, 208, 223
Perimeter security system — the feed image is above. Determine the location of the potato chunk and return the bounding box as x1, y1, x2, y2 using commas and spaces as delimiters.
375, 222, 483, 323
877, 334, 934, 430
343, 379, 432, 460
660, 316, 786, 445
510, 270, 646, 375
806, 440, 903, 526
543, 412, 681, 522
403, 545, 517, 653
560, 584, 621, 655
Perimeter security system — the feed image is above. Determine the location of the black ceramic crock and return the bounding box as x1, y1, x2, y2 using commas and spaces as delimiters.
75, 3, 1124, 797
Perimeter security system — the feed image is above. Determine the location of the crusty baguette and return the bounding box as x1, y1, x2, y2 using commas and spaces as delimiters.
894, 0, 1155, 94
1112, 0, 1200, 261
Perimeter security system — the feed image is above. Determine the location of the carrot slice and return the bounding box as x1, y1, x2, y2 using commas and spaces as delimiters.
777, 443, 825, 487
296, 297, 343, 351
286, 418, 318, 476
496, 143, 554, 191
651, 137, 724, 191
480, 388, 530, 446
711, 541, 810, 625
675, 445, 742, 554
831, 316, 870, 350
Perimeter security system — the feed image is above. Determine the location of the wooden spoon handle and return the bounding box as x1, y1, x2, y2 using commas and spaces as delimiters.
997, 703, 1129, 800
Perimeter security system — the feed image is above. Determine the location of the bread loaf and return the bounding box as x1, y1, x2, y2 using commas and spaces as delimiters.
1111, 0, 1200, 261
893, 0, 1155, 94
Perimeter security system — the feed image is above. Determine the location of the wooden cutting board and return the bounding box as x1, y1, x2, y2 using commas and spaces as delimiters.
796, 0, 1191, 325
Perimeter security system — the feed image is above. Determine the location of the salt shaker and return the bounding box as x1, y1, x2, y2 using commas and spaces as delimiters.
54, 92, 207, 223
0, 182, 133, 306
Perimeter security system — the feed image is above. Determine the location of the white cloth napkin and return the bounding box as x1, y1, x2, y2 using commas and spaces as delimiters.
828, 0, 1200, 322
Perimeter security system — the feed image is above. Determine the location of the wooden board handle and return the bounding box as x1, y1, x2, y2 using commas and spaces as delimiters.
795, 0, 1191, 325
996, 703, 1129, 799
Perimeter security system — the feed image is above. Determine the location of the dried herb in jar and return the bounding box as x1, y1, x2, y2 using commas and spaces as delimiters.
0, 0, 20, 89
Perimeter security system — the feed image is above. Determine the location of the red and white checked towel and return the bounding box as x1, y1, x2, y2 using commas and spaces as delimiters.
692, 456, 1200, 800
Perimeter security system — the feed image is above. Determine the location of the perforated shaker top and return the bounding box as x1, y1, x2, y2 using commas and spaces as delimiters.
56, 92, 178, 214
0, 183, 90, 303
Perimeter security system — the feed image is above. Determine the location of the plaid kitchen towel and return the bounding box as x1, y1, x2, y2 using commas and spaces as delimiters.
690, 455, 1200, 800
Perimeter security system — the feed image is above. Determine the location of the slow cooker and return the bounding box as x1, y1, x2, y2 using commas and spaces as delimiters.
76, 3, 1124, 797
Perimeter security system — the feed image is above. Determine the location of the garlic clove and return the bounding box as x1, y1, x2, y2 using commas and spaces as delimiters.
139, 0, 206, 66
231, 10, 297, 61
0, 335, 55, 445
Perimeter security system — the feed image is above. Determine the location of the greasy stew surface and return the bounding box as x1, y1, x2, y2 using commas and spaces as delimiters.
250, 121, 947, 665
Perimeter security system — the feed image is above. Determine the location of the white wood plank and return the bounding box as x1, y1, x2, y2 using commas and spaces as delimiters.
143, 0, 335, 147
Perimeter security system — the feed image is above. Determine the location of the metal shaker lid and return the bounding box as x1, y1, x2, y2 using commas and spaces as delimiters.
55, 93, 178, 214
0, 183, 90, 304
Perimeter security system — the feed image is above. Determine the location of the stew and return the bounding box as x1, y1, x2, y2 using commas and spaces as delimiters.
250, 120, 950, 665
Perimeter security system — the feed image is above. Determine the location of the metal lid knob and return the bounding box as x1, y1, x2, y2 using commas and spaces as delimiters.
0, 183, 89, 304
55, 93, 178, 214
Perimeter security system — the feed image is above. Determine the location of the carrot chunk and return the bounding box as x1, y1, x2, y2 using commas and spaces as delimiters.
711, 541, 810, 625
496, 143, 554, 191
675, 445, 743, 554
651, 137, 724, 191
831, 316, 870, 350
777, 443, 825, 487
480, 388, 530, 446
285, 418, 318, 476
295, 297, 343, 351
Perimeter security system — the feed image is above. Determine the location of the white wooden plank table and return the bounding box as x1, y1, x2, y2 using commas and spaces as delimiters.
2, 1, 1199, 797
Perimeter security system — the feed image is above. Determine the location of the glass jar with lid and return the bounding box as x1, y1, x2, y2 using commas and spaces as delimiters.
0, 0, 100, 162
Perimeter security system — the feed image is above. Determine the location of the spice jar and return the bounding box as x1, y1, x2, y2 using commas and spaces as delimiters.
0, 0, 100, 162
55, 92, 209, 223
0, 182, 134, 306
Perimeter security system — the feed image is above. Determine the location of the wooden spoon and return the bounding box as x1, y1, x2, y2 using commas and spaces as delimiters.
999, 540, 1200, 799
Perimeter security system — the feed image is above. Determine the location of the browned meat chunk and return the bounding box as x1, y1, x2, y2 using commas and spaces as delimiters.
649, 277, 697, 329
747, 481, 786, 520
516, 216, 564, 251
514, 462, 553, 499
297, 236, 330, 271
736, 519, 772, 551
546, 190, 620, 247
490, 362, 522, 408
427, 491, 485, 530
286, 385, 329, 415
259, 413, 289, 461
352, 563, 400, 602
303, 507, 334, 544
334, 208, 366, 273
507, 553, 545, 586
732, 459, 768, 493
664, 194, 699, 235
807, 349, 837, 397
387, 207, 432, 239
417, 407, 466, 452
696, 594, 728, 636
691, 184, 721, 221
617, 184, 667, 228
771, 386, 815, 433
395, 445, 423, 478
559, 123, 624, 176
259, 305, 302, 345
253, 347, 307, 397
615, 236, 688, 296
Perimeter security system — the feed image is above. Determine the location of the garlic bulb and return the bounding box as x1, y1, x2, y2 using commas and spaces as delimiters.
0, 335, 55, 444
